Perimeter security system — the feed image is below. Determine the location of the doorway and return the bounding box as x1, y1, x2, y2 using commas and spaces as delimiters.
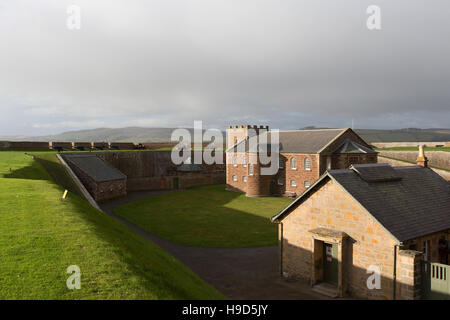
323, 243, 338, 286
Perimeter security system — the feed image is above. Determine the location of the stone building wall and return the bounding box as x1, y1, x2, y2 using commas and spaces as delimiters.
280, 153, 320, 196
281, 178, 399, 299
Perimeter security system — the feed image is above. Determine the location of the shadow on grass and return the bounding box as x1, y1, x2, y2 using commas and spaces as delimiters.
3, 159, 51, 181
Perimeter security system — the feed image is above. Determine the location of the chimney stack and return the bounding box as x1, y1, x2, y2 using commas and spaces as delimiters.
416, 144, 428, 167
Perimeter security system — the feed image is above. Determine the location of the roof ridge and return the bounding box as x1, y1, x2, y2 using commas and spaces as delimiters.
276, 128, 346, 133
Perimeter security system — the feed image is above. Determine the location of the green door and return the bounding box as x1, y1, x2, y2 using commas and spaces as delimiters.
173, 177, 179, 190
323, 243, 338, 286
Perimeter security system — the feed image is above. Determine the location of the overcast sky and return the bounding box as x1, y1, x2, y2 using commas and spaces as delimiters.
0, 0, 449, 136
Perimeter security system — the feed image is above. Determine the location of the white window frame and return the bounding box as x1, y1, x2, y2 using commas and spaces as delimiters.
290, 157, 297, 170
304, 181, 311, 188
232, 175, 237, 182
248, 163, 254, 176
277, 179, 284, 186
290, 180, 297, 187
243, 176, 247, 183
243, 155, 247, 167
232, 155, 237, 167
304, 157, 311, 171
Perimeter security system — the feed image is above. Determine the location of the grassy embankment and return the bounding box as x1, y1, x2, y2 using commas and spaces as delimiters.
0, 150, 224, 299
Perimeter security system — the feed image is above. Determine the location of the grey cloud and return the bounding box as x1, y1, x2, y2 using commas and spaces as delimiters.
0, 0, 449, 136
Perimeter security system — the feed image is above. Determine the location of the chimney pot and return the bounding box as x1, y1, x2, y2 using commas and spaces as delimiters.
416, 144, 428, 167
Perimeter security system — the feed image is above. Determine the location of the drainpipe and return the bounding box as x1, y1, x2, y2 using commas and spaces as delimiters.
278, 222, 284, 276
393, 244, 400, 300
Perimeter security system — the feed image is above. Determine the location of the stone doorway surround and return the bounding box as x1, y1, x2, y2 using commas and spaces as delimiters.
309, 228, 348, 298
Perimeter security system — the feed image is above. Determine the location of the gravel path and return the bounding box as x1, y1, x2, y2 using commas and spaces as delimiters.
100, 191, 328, 300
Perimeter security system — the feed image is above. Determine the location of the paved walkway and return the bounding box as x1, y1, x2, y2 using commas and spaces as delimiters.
100, 191, 329, 300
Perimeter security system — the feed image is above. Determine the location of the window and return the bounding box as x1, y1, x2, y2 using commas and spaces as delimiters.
304, 157, 311, 171
243, 155, 247, 167
232, 155, 237, 167
119, 184, 123, 190
279, 158, 284, 169
304, 181, 311, 188
232, 175, 237, 182
290, 157, 297, 170
290, 180, 297, 187
277, 179, 284, 186
243, 176, 247, 183
248, 163, 254, 175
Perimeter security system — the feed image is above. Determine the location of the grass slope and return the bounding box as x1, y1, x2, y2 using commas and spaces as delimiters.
114, 185, 292, 248
0, 151, 223, 299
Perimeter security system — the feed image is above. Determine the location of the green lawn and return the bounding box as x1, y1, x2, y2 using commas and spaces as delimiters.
0, 151, 224, 299
114, 185, 292, 248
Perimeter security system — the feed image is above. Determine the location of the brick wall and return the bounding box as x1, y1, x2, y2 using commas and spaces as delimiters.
66, 159, 126, 202
0, 141, 50, 149
281, 153, 320, 196
95, 179, 127, 202
95, 151, 224, 192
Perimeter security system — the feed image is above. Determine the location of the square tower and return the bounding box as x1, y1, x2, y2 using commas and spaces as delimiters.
226, 125, 269, 149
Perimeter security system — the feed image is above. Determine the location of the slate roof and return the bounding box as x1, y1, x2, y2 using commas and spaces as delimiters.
64, 154, 126, 182
272, 163, 450, 242
227, 128, 362, 154
333, 139, 377, 154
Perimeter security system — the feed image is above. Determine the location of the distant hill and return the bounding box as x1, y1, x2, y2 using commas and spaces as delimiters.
0, 127, 203, 143
355, 128, 450, 143
1, 127, 450, 143
301, 127, 450, 143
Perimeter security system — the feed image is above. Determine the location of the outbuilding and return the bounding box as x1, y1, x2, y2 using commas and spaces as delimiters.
272, 161, 450, 300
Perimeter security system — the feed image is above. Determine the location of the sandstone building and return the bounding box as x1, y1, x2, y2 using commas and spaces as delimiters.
226, 125, 377, 197
271, 161, 450, 300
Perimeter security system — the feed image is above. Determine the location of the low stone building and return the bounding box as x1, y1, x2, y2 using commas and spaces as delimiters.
271, 159, 450, 299
64, 154, 127, 202
226, 125, 377, 197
